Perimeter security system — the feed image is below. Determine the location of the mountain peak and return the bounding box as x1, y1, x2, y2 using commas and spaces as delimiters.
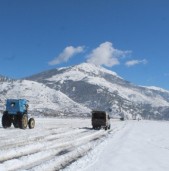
71, 62, 120, 78
45, 62, 122, 83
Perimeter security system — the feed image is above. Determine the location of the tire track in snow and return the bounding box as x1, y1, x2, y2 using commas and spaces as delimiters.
29, 130, 113, 171
0, 128, 84, 151
2, 129, 108, 171
0, 128, 88, 162
0, 118, 118, 171
0, 127, 105, 162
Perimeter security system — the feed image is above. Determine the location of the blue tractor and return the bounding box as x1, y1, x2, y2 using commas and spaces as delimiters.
2, 99, 35, 129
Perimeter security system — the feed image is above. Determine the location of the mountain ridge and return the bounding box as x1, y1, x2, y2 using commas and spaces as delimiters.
0, 79, 90, 117
26, 62, 169, 120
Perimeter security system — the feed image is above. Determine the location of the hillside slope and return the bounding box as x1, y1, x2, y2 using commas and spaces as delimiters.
0, 79, 90, 117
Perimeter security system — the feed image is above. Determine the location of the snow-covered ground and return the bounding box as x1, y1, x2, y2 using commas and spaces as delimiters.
66, 120, 169, 171
0, 118, 169, 171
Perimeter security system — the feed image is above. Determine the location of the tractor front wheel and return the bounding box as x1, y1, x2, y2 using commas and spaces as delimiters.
2, 114, 11, 128
28, 118, 35, 129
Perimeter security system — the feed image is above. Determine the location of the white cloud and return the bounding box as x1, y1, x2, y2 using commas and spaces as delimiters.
48, 46, 84, 65
125, 59, 147, 67
87, 42, 131, 67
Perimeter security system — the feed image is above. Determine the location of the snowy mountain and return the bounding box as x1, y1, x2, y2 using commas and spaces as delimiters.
143, 86, 169, 93
0, 79, 90, 117
27, 63, 169, 120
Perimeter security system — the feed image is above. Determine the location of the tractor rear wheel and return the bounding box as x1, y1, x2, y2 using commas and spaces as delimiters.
19, 114, 28, 129
2, 114, 11, 128
28, 118, 35, 129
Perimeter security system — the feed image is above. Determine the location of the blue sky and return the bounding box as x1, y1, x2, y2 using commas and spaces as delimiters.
0, 0, 169, 90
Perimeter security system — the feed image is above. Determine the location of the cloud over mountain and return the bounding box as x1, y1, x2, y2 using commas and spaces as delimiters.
49, 46, 84, 65
87, 42, 131, 67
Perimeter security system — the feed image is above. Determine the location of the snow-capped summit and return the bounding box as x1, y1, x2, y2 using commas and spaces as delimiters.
27, 62, 121, 82
71, 62, 120, 77
46, 63, 120, 83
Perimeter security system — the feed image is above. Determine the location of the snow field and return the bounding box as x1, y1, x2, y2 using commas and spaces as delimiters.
66, 120, 169, 171
0, 118, 114, 171
1, 118, 169, 171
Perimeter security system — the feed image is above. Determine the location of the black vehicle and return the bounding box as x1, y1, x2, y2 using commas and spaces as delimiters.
91, 110, 111, 130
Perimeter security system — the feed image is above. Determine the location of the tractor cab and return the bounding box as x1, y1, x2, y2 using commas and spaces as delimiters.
6, 99, 28, 115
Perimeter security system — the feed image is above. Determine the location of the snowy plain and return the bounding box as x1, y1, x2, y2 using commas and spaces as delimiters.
0, 118, 169, 171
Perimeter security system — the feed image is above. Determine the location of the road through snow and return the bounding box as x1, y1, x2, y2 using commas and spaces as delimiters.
64, 120, 169, 171
0, 118, 169, 171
